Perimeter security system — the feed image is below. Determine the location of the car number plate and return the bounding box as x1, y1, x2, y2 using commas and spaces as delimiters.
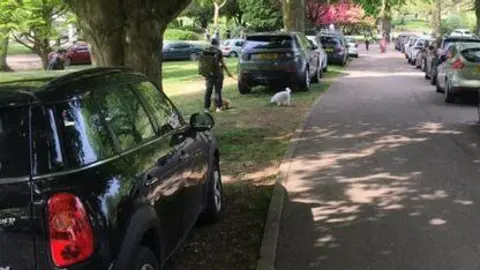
260, 53, 277, 60
325, 48, 333, 52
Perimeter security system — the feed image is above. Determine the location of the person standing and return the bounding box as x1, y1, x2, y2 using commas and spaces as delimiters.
201, 38, 233, 112
380, 36, 387, 53
213, 30, 220, 41
225, 29, 231, 39
364, 35, 370, 51
47, 49, 67, 70
205, 29, 211, 42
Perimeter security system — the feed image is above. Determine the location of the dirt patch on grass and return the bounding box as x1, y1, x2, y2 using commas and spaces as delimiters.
165, 78, 339, 270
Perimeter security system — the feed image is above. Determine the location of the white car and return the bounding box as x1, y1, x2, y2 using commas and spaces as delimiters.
450, 29, 474, 37
409, 37, 429, 65
307, 35, 329, 72
344, 36, 358, 58
220, 38, 245, 57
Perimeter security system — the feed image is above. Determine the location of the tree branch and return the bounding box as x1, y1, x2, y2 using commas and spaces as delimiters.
13, 34, 34, 51
219, 0, 227, 9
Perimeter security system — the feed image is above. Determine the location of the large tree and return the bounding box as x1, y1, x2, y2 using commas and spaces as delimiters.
476, 0, 480, 35
240, 0, 283, 31
0, 0, 14, 71
356, 0, 405, 40
66, 0, 191, 90
183, 1, 214, 29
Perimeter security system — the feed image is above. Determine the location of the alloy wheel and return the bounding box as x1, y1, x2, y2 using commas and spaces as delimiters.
190, 53, 197, 61
141, 264, 155, 270
213, 168, 222, 212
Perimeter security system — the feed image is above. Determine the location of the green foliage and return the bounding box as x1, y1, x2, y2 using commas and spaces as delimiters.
183, 1, 214, 28
441, 12, 476, 34
239, 0, 283, 31
356, 0, 406, 17
164, 29, 199, 40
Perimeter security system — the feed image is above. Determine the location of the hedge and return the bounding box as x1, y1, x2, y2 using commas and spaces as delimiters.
164, 29, 199, 41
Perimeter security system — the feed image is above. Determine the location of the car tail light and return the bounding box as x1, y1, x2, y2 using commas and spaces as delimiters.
451, 58, 465, 69
48, 193, 94, 268
224, 47, 230, 51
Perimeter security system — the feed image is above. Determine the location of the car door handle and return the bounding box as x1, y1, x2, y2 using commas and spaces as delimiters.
145, 174, 159, 186
179, 150, 190, 161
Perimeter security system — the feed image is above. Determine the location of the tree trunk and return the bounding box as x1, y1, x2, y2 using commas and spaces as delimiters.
214, 3, 220, 28
432, 0, 442, 37
379, 0, 391, 41
476, 0, 480, 36
66, 0, 192, 90
282, 0, 305, 31
0, 35, 12, 72
33, 38, 53, 70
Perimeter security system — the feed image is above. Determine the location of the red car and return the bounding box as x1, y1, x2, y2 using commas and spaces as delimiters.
66, 42, 92, 65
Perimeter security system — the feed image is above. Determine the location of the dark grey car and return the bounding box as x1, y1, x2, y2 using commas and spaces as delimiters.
237, 32, 322, 94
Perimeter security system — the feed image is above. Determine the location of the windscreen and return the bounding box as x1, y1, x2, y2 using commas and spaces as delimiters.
244, 35, 294, 50
320, 36, 341, 47
461, 47, 480, 62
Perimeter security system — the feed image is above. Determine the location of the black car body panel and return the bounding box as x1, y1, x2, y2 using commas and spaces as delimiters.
0, 67, 218, 269
319, 35, 347, 65
162, 42, 203, 61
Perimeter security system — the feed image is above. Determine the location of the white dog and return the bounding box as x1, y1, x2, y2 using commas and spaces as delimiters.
270, 87, 292, 106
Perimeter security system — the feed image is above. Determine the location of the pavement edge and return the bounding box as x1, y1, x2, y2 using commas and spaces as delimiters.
255, 92, 325, 270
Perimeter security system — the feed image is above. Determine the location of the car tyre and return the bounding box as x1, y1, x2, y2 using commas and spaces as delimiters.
130, 246, 159, 270
421, 59, 427, 72
430, 67, 437, 86
238, 82, 252, 94
312, 61, 322, 83
323, 63, 328, 72
64, 57, 71, 67
229, 51, 238, 58
444, 81, 454, 103
190, 53, 198, 61
297, 68, 311, 91
435, 75, 444, 93
199, 158, 223, 224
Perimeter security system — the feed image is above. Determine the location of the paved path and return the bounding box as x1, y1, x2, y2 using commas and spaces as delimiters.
277, 45, 480, 270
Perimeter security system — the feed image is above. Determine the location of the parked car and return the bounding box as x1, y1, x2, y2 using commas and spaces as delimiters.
0, 67, 223, 270
220, 38, 244, 57
414, 38, 432, 69
401, 35, 416, 53
426, 36, 480, 85
409, 37, 430, 66
66, 42, 92, 65
306, 35, 329, 72
405, 37, 418, 61
320, 34, 348, 66
344, 36, 359, 58
162, 42, 203, 61
435, 42, 480, 102
450, 29, 474, 37
238, 32, 322, 94
396, 33, 414, 51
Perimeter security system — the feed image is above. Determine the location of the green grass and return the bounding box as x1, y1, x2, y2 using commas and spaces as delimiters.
7, 42, 34, 56
168, 67, 343, 270
394, 20, 431, 32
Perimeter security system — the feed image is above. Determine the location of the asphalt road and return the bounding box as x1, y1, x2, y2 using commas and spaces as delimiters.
277, 45, 480, 270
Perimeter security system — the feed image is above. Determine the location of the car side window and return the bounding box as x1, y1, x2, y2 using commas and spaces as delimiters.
235, 41, 244, 47
31, 97, 116, 175
93, 84, 156, 151
131, 81, 183, 134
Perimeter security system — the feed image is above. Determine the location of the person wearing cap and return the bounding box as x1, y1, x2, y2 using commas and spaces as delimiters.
204, 38, 233, 112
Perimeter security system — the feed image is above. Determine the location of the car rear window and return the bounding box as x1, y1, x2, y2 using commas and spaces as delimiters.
461, 48, 480, 62
31, 97, 115, 175
320, 36, 341, 46
0, 107, 30, 178
244, 35, 295, 50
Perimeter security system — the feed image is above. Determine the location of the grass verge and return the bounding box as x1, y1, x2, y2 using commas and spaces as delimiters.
164, 68, 343, 270
7, 42, 34, 56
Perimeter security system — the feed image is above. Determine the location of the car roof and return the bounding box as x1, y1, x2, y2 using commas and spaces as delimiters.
455, 42, 480, 49
247, 31, 297, 37
0, 67, 147, 107
444, 36, 480, 42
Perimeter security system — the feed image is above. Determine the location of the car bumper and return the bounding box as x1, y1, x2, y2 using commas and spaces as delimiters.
348, 48, 358, 55
450, 79, 480, 93
327, 53, 346, 63
239, 70, 300, 86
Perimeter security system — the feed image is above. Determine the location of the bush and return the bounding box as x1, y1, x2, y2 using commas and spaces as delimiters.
164, 29, 199, 41
441, 13, 476, 35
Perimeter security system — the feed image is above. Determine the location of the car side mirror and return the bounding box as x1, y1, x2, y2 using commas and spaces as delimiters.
190, 112, 214, 131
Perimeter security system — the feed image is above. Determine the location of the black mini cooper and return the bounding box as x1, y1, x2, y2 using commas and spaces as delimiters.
0, 67, 223, 270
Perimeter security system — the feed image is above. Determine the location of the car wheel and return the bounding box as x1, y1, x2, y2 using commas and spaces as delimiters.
199, 157, 223, 224
64, 58, 71, 66
311, 60, 322, 83
229, 51, 238, 58
444, 80, 454, 103
238, 81, 252, 94
190, 53, 198, 61
430, 67, 437, 86
323, 63, 328, 72
436, 75, 443, 93
421, 59, 426, 72
297, 68, 311, 91
130, 246, 159, 270
477, 91, 480, 122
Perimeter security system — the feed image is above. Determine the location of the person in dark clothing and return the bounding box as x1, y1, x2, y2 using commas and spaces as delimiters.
47, 49, 67, 70
226, 29, 231, 39
204, 38, 233, 112
364, 35, 370, 51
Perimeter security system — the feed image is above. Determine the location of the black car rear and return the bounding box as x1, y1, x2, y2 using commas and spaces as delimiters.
238, 32, 321, 93
0, 68, 223, 270
319, 35, 347, 66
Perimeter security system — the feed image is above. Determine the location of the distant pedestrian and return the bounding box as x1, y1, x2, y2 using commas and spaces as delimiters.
364, 36, 370, 51
205, 29, 211, 42
47, 49, 67, 70
226, 29, 231, 39
213, 30, 220, 41
380, 37, 387, 53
